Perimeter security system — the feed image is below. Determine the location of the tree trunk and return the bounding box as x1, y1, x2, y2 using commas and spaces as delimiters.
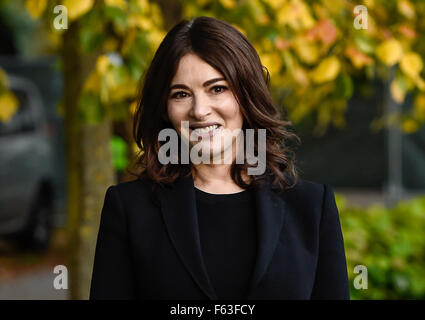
78, 122, 115, 299
152, 0, 183, 30
62, 22, 115, 300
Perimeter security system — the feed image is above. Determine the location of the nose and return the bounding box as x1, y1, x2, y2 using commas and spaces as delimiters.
189, 92, 212, 120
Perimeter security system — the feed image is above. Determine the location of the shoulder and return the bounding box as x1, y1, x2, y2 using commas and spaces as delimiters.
110, 176, 152, 193
275, 178, 338, 233
282, 177, 328, 203
107, 176, 157, 207
279, 177, 336, 218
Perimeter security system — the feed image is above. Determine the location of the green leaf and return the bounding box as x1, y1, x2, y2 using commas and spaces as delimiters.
354, 36, 375, 54
80, 28, 106, 53
110, 135, 128, 171
335, 74, 354, 99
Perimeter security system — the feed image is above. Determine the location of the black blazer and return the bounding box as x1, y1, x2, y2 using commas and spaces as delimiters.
89, 175, 350, 300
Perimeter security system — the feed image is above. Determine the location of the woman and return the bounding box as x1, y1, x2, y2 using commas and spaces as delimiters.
90, 16, 350, 300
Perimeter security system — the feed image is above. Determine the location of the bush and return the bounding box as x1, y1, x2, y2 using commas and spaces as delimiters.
337, 193, 425, 299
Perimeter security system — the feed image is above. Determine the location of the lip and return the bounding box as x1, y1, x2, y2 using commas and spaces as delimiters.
189, 122, 222, 129
189, 123, 222, 138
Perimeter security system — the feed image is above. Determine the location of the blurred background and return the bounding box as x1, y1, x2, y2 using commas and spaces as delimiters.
0, 0, 424, 300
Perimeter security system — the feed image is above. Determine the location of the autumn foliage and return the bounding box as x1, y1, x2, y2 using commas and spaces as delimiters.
1, 0, 425, 136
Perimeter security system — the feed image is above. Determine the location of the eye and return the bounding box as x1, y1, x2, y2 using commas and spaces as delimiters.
171, 91, 190, 99
211, 85, 227, 94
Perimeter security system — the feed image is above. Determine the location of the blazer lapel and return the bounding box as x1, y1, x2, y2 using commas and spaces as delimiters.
160, 175, 218, 300
246, 179, 288, 297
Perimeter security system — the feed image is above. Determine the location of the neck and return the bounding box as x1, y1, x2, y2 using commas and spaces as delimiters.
191, 138, 251, 193
192, 162, 231, 190
192, 162, 250, 194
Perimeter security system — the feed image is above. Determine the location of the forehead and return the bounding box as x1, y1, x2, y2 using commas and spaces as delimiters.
170, 53, 223, 84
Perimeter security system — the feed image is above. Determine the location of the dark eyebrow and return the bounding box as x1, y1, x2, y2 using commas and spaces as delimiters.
169, 77, 226, 91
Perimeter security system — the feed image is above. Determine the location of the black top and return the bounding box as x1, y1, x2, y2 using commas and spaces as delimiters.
195, 187, 257, 300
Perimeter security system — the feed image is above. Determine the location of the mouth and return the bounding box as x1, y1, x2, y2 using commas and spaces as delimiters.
189, 123, 222, 137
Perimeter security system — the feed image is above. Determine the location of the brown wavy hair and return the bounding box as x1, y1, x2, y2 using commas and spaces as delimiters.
131, 16, 300, 192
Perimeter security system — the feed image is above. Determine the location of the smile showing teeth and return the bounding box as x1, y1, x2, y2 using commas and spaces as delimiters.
192, 124, 219, 134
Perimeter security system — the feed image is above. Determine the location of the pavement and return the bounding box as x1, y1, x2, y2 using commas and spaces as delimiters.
0, 228, 69, 300
0, 268, 69, 300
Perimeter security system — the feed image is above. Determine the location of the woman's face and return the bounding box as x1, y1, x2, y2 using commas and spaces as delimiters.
167, 53, 243, 162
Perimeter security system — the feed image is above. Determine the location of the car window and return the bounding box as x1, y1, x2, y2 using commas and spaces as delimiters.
0, 88, 35, 136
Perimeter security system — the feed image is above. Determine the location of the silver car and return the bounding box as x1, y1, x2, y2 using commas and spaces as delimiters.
0, 75, 56, 250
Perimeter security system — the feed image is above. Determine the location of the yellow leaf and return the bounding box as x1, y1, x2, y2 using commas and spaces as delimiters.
363, 0, 375, 8
63, 0, 94, 21
149, 2, 164, 27
401, 119, 418, 134
400, 52, 423, 79
260, 52, 282, 77
398, 0, 415, 19
413, 94, 425, 120
390, 80, 405, 103
416, 77, 425, 91
96, 55, 110, 74
0, 92, 19, 122
263, 0, 286, 10
110, 79, 137, 102
147, 29, 166, 49
25, 0, 47, 19
134, 0, 150, 12
104, 69, 117, 90
83, 71, 100, 93
376, 39, 403, 66
293, 65, 310, 86
220, 0, 236, 9
277, 0, 315, 30
105, 0, 127, 10
321, 0, 348, 15
139, 17, 154, 30
293, 38, 319, 64
128, 12, 153, 30
298, 4, 315, 30
310, 56, 341, 83
129, 100, 138, 115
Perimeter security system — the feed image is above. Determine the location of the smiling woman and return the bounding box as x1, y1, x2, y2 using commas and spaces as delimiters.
166, 54, 244, 172
131, 16, 300, 193
90, 16, 350, 300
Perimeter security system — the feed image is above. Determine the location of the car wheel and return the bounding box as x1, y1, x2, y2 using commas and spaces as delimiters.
16, 195, 53, 251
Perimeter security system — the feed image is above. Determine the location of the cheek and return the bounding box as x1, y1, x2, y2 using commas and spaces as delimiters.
222, 100, 243, 126
167, 104, 185, 127
167, 103, 194, 141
